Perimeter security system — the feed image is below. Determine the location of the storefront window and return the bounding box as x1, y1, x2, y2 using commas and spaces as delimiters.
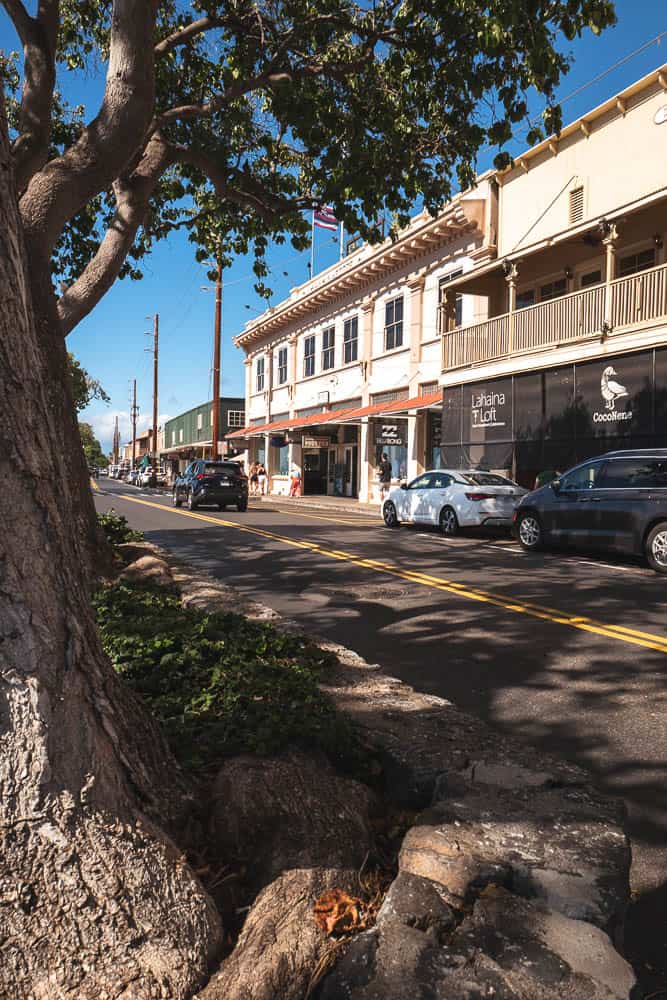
376, 444, 407, 481
441, 386, 463, 443
574, 351, 652, 440
374, 417, 407, 481
463, 378, 513, 445
274, 444, 288, 475
428, 410, 443, 469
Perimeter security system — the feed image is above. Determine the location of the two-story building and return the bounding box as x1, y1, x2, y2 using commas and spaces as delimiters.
438, 64, 667, 486
227, 178, 498, 500
162, 396, 245, 476
229, 63, 667, 499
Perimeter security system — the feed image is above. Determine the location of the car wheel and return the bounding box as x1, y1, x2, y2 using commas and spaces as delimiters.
237, 500, 248, 512
172, 490, 182, 507
187, 491, 197, 511
383, 501, 400, 528
645, 521, 667, 574
439, 506, 458, 536
517, 511, 543, 551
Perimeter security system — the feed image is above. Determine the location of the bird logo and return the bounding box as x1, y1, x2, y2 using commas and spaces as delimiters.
600, 366, 628, 411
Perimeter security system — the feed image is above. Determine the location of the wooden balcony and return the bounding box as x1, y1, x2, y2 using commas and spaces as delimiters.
442, 261, 667, 372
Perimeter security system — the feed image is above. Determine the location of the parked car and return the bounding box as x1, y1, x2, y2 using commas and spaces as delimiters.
513, 449, 667, 574
126, 469, 140, 486
382, 469, 527, 535
173, 459, 248, 511
138, 467, 155, 487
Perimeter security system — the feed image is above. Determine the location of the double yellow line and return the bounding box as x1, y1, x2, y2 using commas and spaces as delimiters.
108, 492, 667, 655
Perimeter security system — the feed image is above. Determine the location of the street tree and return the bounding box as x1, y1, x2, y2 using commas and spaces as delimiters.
68, 352, 110, 413
79, 420, 109, 467
0, 1, 615, 995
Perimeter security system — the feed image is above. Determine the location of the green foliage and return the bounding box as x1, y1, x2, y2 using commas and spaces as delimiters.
94, 581, 359, 773
3, 1, 616, 305
79, 421, 109, 468
96, 510, 144, 546
68, 353, 110, 412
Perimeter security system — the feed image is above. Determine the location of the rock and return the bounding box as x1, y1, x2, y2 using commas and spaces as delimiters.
375, 871, 456, 938
399, 781, 630, 939
199, 752, 377, 999
319, 886, 635, 1000
118, 553, 174, 588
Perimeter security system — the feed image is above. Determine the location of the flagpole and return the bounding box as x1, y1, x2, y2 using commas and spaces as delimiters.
310, 209, 315, 280
339, 220, 344, 261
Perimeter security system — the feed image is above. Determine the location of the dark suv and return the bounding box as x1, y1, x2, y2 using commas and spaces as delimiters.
173, 460, 248, 512
513, 450, 667, 573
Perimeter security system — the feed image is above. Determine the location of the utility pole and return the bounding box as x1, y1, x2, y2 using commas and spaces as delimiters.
211, 262, 222, 461
112, 416, 120, 464
130, 379, 139, 468
148, 314, 159, 483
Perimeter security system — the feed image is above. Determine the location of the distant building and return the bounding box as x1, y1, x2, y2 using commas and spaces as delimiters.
162, 397, 245, 474
121, 428, 153, 465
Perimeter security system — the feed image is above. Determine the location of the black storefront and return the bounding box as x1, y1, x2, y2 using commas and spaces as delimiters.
440, 346, 667, 489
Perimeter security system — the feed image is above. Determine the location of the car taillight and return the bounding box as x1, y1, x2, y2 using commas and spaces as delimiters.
196, 473, 205, 480
465, 492, 495, 501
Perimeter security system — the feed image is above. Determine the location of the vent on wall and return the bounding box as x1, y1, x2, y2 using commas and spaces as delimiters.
569, 186, 584, 224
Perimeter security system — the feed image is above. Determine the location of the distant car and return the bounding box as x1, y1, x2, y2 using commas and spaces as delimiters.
138, 467, 155, 487
98, 467, 108, 476
173, 459, 248, 511
382, 469, 527, 535
126, 469, 140, 486
513, 449, 667, 574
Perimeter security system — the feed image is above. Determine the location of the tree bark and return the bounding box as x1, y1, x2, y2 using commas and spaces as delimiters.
0, 92, 222, 998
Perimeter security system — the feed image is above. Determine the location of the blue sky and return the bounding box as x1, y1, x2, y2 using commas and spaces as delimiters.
1, 2, 665, 450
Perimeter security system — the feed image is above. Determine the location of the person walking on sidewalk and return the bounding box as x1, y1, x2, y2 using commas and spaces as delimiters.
249, 462, 259, 496
378, 453, 392, 502
257, 462, 267, 496
289, 466, 302, 497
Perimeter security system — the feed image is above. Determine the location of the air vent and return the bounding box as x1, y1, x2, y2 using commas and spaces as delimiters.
569, 186, 584, 224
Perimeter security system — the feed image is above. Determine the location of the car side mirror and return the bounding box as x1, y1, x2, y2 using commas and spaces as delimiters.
400, 482, 408, 490
551, 478, 561, 494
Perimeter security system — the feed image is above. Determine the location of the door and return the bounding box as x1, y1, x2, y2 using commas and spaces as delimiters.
344, 445, 358, 497
414, 472, 454, 524
327, 448, 336, 496
545, 459, 605, 545
404, 473, 435, 522
303, 450, 326, 495
596, 458, 667, 552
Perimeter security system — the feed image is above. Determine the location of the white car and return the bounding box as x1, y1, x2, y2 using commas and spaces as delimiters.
382, 469, 528, 535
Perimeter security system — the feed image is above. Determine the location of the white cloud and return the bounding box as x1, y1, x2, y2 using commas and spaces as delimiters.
86, 409, 172, 451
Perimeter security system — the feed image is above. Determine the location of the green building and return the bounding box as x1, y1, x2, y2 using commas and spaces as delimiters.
162, 396, 245, 473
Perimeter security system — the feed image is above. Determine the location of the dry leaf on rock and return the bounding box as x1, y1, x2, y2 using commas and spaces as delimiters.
314, 889, 366, 936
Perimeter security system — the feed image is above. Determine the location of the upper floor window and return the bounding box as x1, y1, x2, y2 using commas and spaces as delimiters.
540, 278, 567, 302
384, 296, 404, 350
256, 356, 265, 392
179, 428, 183, 442
343, 316, 358, 363
277, 346, 288, 384
569, 186, 584, 224
619, 248, 656, 278
516, 289, 536, 310
304, 335, 316, 377
580, 269, 602, 289
210, 409, 214, 427
171, 430, 176, 445
227, 410, 245, 427
439, 271, 463, 328
322, 326, 335, 370
197, 412, 203, 431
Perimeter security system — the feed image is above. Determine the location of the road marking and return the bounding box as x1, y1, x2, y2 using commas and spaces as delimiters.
101, 493, 667, 654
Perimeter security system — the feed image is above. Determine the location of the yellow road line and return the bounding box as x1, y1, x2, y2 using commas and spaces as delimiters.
106, 492, 667, 655
253, 505, 377, 526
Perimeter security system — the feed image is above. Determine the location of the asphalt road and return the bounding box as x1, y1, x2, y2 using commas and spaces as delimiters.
95, 477, 667, 990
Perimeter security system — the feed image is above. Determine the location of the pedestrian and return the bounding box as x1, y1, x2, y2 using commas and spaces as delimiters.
378, 452, 392, 502
249, 462, 259, 496
257, 462, 267, 496
289, 466, 302, 497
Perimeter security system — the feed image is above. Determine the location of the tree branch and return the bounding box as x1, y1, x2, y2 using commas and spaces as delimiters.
57, 134, 172, 336
168, 143, 305, 221
20, 0, 158, 259
154, 15, 223, 56
1, 0, 33, 46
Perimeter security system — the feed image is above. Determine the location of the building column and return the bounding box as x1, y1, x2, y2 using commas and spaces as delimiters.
407, 273, 426, 396
406, 413, 419, 481
602, 222, 619, 335
504, 261, 519, 353
358, 418, 371, 503
360, 297, 374, 404
265, 348, 274, 420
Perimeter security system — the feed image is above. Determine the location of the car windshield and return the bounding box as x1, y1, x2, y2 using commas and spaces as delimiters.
460, 472, 515, 486
204, 463, 240, 475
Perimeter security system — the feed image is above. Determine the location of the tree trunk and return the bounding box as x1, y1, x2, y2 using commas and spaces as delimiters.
0, 95, 222, 998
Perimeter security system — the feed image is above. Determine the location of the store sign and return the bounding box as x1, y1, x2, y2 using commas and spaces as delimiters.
592, 364, 633, 425
471, 388, 508, 429
302, 435, 329, 448
376, 424, 405, 447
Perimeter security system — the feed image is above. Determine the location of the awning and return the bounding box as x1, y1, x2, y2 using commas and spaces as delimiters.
227, 405, 361, 439
379, 390, 442, 414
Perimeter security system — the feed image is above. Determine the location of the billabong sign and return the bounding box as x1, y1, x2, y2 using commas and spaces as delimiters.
376, 423, 404, 446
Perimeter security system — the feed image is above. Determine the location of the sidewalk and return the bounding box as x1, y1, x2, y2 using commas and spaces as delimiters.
252, 493, 381, 518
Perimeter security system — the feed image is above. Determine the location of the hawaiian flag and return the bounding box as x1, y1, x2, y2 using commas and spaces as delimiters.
314, 206, 338, 231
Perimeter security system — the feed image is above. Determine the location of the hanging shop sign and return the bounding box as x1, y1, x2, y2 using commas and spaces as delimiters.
302, 435, 330, 448
376, 423, 405, 447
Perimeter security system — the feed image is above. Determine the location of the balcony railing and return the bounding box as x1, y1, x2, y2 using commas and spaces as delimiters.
442, 261, 667, 372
